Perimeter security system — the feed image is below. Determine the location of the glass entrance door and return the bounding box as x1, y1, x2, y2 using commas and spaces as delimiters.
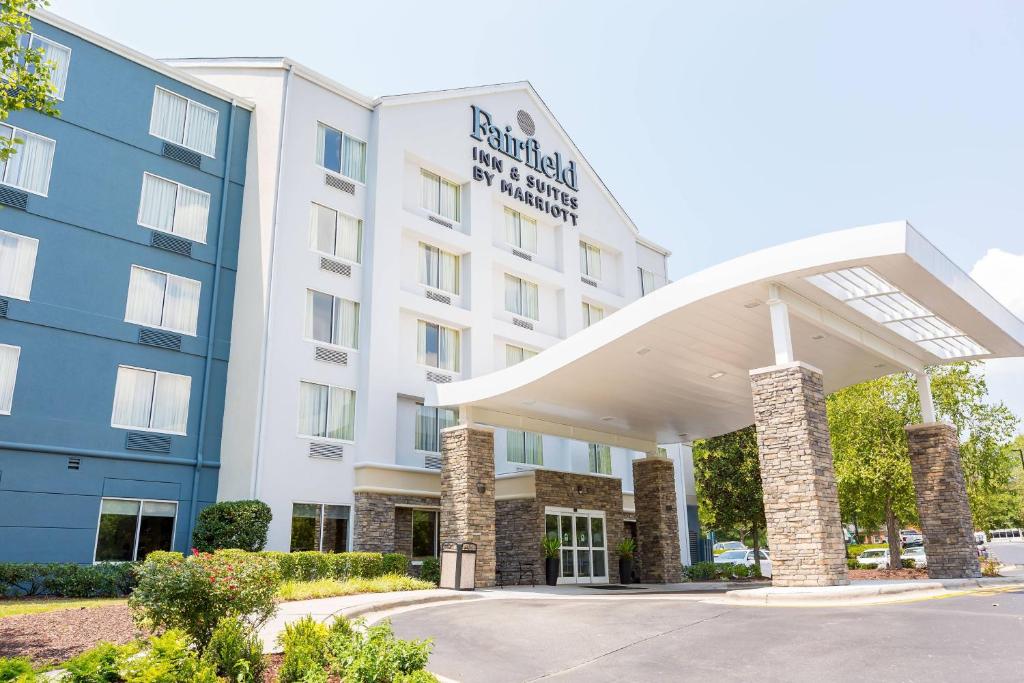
545, 508, 607, 584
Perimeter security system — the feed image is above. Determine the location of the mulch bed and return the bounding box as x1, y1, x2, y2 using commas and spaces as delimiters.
262, 653, 341, 683
0, 604, 144, 664
848, 568, 929, 580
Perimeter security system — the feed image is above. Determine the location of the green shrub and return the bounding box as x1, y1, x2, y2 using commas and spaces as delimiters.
0, 563, 136, 598
129, 549, 280, 650
192, 500, 273, 553
120, 629, 220, 682
394, 671, 439, 683
143, 551, 185, 566
277, 616, 330, 683
63, 641, 137, 682
981, 558, 1001, 577
419, 558, 440, 586
201, 616, 265, 682
327, 618, 432, 682
901, 558, 916, 569
0, 564, 43, 597
683, 561, 720, 581
382, 553, 408, 576
344, 552, 385, 579
847, 559, 863, 570
729, 563, 750, 578
0, 656, 36, 682
285, 552, 333, 581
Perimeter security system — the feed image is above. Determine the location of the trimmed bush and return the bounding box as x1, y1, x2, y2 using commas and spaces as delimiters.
202, 616, 265, 682
382, 553, 409, 576
0, 564, 44, 597
191, 500, 272, 552
683, 561, 720, 581
277, 616, 330, 683
847, 559, 864, 570
0, 563, 136, 598
901, 558, 916, 569
419, 558, 440, 586
344, 552, 385, 579
728, 563, 750, 578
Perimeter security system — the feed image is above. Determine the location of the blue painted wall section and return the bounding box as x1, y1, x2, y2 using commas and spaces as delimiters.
0, 17, 250, 563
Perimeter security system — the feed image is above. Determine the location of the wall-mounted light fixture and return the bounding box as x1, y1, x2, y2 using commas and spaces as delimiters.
476, 482, 487, 494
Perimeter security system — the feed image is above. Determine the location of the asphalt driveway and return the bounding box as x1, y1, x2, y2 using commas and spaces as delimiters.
390, 587, 1024, 682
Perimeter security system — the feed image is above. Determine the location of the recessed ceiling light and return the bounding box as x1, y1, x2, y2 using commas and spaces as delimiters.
709, 371, 726, 379
811, 333, 827, 341
600, 416, 615, 422
521, 400, 536, 406
743, 300, 761, 309
636, 346, 651, 356
873, 363, 886, 369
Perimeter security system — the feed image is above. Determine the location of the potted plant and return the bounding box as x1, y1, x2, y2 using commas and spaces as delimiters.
541, 536, 561, 586
617, 537, 636, 584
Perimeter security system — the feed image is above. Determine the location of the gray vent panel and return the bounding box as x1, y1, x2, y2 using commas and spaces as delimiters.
512, 317, 534, 331
425, 290, 451, 305
424, 454, 442, 470
162, 142, 202, 168
581, 276, 598, 287
138, 328, 182, 351
67, 457, 81, 470
427, 214, 453, 229
314, 346, 348, 365
0, 186, 29, 210
0, 298, 7, 318
325, 173, 356, 194
309, 442, 345, 460
319, 257, 352, 277
426, 371, 452, 384
512, 248, 533, 261
125, 432, 171, 453
151, 231, 193, 257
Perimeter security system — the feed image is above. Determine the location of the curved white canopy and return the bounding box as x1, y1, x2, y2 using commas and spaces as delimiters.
429, 222, 1024, 448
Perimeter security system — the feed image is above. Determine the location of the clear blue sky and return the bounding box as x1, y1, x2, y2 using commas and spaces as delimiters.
48, 0, 1024, 428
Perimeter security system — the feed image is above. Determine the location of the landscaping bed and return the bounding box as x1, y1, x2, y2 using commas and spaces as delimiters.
0, 603, 142, 664
848, 568, 929, 580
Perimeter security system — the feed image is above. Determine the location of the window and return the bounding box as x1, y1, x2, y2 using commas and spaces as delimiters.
579, 241, 601, 280
290, 503, 350, 552
0, 230, 38, 300
149, 86, 219, 157
25, 33, 71, 99
505, 274, 539, 320
0, 125, 54, 195
417, 320, 460, 372
420, 169, 460, 222
507, 430, 543, 466
639, 267, 666, 296
94, 498, 177, 562
298, 381, 355, 441
588, 444, 612, 475
505, 344, 537, 367
125, 266, 201, 336
0, 344, 20, 414
111, 366, 191, 435
505, 207, 537, 253
310, 203, 362, 263
316, 122, 366, 183
581, 302, 604, 327
418, 242, 460, 294
138, 173, 211, 243
412, 509, 439, 560
415, 404, 458, 452
304, 289, 359, 349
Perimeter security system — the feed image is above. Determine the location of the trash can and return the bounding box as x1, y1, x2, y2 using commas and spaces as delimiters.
439, 541, 477, 590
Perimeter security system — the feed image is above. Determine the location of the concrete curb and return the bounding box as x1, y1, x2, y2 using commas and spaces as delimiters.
340, 591, 480, 621
720, 577, 1024, 606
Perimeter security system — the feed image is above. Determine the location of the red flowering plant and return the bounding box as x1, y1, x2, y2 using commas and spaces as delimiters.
129, 548, 281, 650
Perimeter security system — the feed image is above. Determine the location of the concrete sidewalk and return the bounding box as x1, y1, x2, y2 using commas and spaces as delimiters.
719, 576, 1024, 606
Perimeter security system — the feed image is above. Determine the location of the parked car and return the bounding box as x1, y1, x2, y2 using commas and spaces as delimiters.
713, 541, 747, 552
902, 535, 924, 548
901, 546, 927, 568
857, 548, 890, 568
988, 528, 1024, 543
714, 549, 772, 577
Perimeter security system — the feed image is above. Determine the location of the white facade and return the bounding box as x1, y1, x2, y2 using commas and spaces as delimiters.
172, 59, 692, 561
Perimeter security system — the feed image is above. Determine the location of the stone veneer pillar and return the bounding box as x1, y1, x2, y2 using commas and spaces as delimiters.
750, 362, 849, 587
632, 457, 683, 583
906, 423, 981, 578
440, 424, 496, 587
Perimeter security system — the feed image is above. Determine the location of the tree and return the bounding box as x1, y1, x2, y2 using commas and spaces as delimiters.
692, 426, 766, 571
0, 0, 61, 161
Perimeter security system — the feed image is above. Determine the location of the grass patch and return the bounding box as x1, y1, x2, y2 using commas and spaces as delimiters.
847, 543, 887, 558
0, 597, 126, 618
277, 574, 434, 602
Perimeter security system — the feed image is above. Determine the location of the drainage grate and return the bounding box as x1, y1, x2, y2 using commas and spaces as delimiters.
320, 257, 352, 277
426, 371, 452, 384
0, 297, 7, 318
512, 317, 534, 331
125, 431, 171, 453
512, 248, 533, 262
309, 442, 344, 460
162, 142, 202, 168
585, 585, 647, 591
151, 231, 193, 257
138, 328, 182, 351
427, 214, 453, 229
0, 186, 29, 210
424, 454, 442, 470
325, 173, 356, 194
314, 346, 348, 365
581, 276, 597, 287
425, 290, 451, 305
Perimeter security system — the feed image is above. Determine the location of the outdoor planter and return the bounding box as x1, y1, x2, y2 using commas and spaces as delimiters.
545, 557, 560, 586
619, 557, 634, 584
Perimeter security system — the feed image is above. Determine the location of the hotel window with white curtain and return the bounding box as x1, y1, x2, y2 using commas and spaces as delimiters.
24, 33, 71, 100
581, 302, 604, 328
297, 381, 355, 442
0, 230, 39, 300
125, 266, 201, 336
418, 242, 460, 294
504, 274, 539, 320
505, 344, 537, 367
0, 125, 54, 196
504, 207, 537, 253
415, 404, 458, 452
507, 430, 543, 466
304, 289, 359, 349
579, 241, 602, 280
420, 169, 460, 222
316, 122, 366, 183
111, 366, 191, 435
0, 344, 20, 415
138, 173, 211, 243
149, 86, 219, 157
417, 320, 460, 372
310, 203, 362, 264
588, 444, 612, 475
638, 267, 667, 296
94, 498, 177, 562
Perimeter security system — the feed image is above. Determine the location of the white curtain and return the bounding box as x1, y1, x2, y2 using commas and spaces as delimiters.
438, 326, 459, 372
439, 178, 460, 221
419, 243, 439, 288
150, 88, 186, 143
112, 367, 155, 429
139, 174, 177, 233
0, 345, 20, 413
125, 267, 166, 328
337, 214, 361, 262
311, 203, 335, 254
141, 501, 177, 518
315, 123, 327, 168
421, 171, 440, 215
14, 132, 54, 195
298, 381, 328, 437
337, 299, 359, 349
342, 136, 366, 182
581, 243, 601, 279
507, 429, 526, 464
101, 498, 140, 517
151, 372, 191, 434
521, 215, 537, 252
183, 102, 218, 157
174, 185, 210, 243
0, 230, 38, 300
327, 386, 355, 441
504, 208, 519, 246
504, 274, 520, 314
439, 251, 458, 294
526, 432, 544, 465
524, 281, 539, 319
162, 274, 201, 335
415, 405, 437, 451
416, 320, 428, 365
589, 444, 611, 474
506, 345, 524, 367
34, 36, 71, 98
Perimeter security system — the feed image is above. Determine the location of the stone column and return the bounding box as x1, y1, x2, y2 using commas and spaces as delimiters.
440, 424, 496, 587
906, 423, 981, 578
750, 362, 849, 587
632, 456, 683, 583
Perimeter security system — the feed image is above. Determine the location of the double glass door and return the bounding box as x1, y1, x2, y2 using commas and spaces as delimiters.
545, 508, 607, 584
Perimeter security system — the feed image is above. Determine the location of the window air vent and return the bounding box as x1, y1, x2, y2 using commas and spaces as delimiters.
425, 290, 451, 305
512, 317, 534, 331
309, 442, 344, 460
0, 186, 28, 210
138, 328, 183, 351
162, 142, 202, 168
0, 297, 8, 319
67, 457, 81, 470
314, 346, 348, 365
424, 454, 442, 470
512, 248, 533, 262
325, 173, 356, 194
151, 231, 193, 257
126, 431, 172, 454
427, 214, 453, 229
319, 257, 352, 277
426, 371, 452, 384
581, 276, 598, 287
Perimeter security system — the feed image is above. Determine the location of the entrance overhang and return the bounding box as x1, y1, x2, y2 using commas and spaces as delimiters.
428, 221, 1024, 444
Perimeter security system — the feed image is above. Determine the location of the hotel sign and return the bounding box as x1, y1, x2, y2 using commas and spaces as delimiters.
469, 105, 580, 227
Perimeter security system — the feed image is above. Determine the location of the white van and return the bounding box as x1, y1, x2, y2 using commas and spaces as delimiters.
988, 528, 1023, 543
